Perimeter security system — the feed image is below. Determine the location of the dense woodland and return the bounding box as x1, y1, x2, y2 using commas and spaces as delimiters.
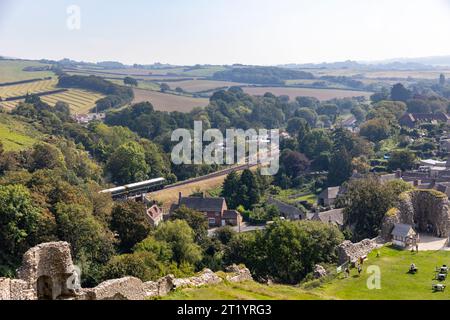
1, 71, 450, 286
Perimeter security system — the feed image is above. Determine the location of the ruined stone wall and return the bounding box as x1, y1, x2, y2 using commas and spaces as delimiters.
337, 239, 377, 264
0, 242, 254, 301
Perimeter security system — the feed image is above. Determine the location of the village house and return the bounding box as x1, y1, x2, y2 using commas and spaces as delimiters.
399, 112, 450, 128
267, 197, 305, 220
145, 204, 164, 227
391, 223, 418, 248
170, 193, 241, 228
310, 208, 344, 228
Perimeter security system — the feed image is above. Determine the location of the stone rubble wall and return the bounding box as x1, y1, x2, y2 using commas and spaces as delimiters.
0, 242, 254, 300
80, 277, 145, 300
337, 239, 377, 265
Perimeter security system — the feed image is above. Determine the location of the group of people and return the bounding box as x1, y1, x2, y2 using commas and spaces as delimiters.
344, 256, 365, 278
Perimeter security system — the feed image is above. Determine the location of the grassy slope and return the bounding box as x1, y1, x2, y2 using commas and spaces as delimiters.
0, 60, 53, 83
165, 247, 450, 300
0, 114, 41, 151
163, 281, 323, 300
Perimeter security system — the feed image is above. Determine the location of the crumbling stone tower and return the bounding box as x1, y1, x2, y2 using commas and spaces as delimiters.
17, 242, 80, 300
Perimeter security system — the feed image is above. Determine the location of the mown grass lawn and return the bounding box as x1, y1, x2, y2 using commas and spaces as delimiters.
165, 246, 450, 300
163, 281, 323, 300
317, 246, 450, 300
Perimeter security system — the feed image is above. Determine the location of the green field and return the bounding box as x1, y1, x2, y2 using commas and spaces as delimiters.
164, 281, 322, 300
0, 60, 53, 83
165, 246, 450, 300
0, 114, 41, 151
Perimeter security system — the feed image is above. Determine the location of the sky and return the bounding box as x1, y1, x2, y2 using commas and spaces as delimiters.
1, 0, 450, 66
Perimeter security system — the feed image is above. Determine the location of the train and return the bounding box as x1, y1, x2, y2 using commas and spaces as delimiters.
99, 177, 166, 200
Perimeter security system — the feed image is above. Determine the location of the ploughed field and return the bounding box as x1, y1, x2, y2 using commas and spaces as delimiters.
165, 247, 450, 300
132, 88, 209, 112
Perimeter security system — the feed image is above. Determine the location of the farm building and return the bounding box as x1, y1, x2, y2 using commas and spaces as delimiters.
318, 187, 342, 207
170, 193, 241, 228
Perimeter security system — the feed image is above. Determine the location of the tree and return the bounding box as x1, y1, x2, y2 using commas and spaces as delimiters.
221, 171, 241, 209
280, 150, 310, 178
391, 83, 412, 102
328, 147, 352, 186
406, 99, 431, 114
440, 74, 446, 86
238, 169, 261, 209
175, 87, 184, 93
154, 220, 202, 266
0, 184, 41, 268
54, 202, 115, 283
370, 88, 389, 103
110, 200, 151, 252
299, 129, 333, 159
359, 118, 391, 143
169, 206, 208, 243
296, 96, 320, 109
338, 177, 412, 241
350, 105, 365, 123
160, 83, 170, 92
124, 77, 138, 87
213, 226, 236, 245
295, 108, 317, 127
286, 117, 308, 136
225, 220, 344, 284
106, 141, 149, 185
387, 150, 416, 171
317, 104, 338, 117
30, 143, 65, 171
102, 251, 164, 282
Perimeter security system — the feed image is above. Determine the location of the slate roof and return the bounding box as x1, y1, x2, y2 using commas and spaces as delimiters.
178, 197, 226, 212
311, 208, 344, 226
391, 223, 416, 238
222, 210, 240, 219
267, 197, 304, 220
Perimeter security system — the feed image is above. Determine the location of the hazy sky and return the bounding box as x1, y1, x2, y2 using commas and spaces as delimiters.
1, 0, 450, 65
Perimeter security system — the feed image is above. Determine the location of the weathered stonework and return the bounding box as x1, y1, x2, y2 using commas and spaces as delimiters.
225, 264, 253, 282
172, 269, 222, 289
338, 239, 377, 264
0, 278, 34, 300
81, 277, 145, 300
381, 190, 450, 240
17, 241, 80, 300
313, 265, 327, 279
143, 274, 175, 298
0, 241, 254, 300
